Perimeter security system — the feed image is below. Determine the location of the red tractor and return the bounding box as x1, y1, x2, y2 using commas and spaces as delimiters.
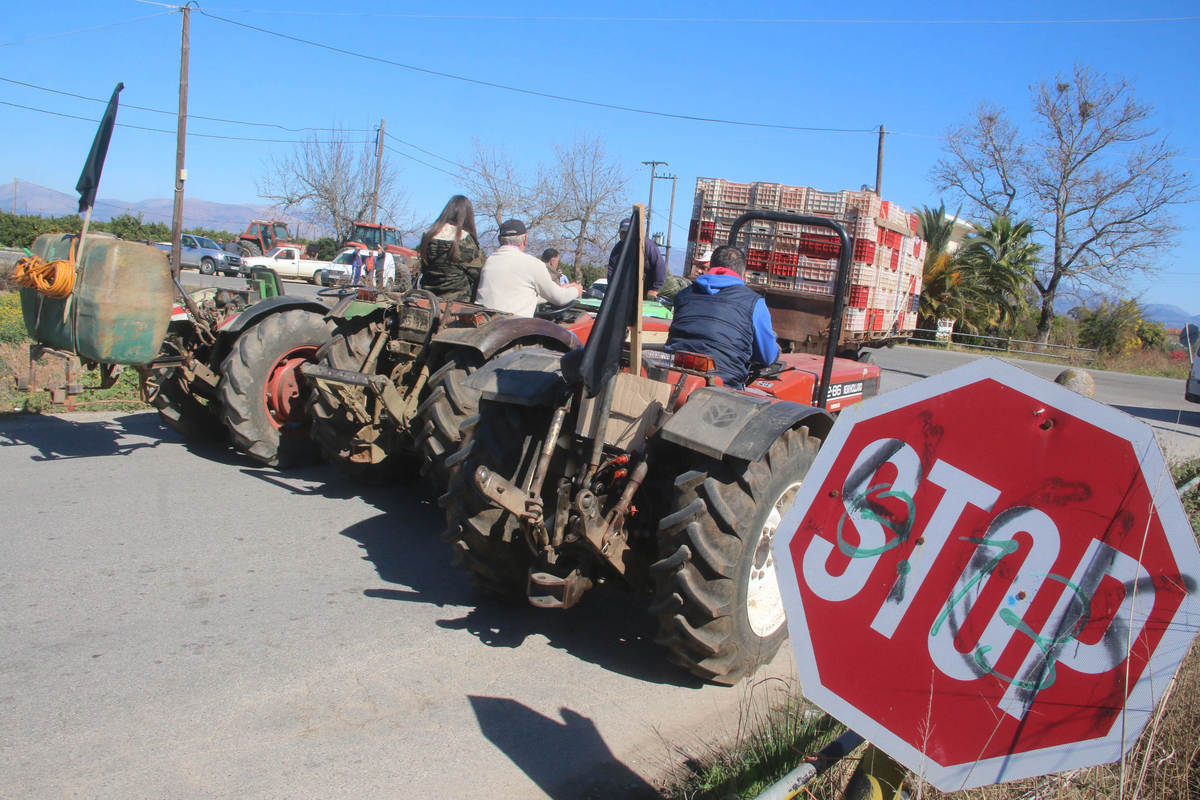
239, 219, 308, 258
440, 207, 880, 684
344, 220, 420, 290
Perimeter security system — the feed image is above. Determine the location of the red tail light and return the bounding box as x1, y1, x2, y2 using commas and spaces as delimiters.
672, 351, 716, 373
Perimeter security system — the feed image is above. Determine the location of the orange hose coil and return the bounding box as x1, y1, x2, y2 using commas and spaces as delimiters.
13, 241, 76, 299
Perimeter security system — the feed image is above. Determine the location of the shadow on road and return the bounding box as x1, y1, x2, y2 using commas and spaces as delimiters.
334, 499, 700, 687
1114, 404, 1200, 433
468, 695, 660, 799
0, 411, 166, 460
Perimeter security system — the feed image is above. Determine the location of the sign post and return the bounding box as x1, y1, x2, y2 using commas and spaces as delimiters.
773, 358, 1200, 791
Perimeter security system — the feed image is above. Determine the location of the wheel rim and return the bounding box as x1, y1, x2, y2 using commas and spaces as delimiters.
747, 479, 803, 638
264, 345, 318, 435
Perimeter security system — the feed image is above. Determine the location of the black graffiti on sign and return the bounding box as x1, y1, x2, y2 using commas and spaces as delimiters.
704, 403, 738, 428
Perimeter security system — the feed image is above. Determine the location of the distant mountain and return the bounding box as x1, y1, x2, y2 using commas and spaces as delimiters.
1140, 303, 1200, 330
0, 179, 309, 235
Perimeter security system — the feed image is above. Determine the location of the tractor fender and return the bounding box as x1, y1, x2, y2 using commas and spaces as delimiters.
464, 346, 568, 407
432, 316, 581, 360
658, 386, 834, 463
212, 295, 330, 364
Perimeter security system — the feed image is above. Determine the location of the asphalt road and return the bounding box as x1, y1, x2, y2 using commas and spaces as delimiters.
1, 346, 1196, 799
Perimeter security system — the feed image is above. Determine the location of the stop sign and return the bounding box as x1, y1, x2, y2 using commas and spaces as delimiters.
773, 359, 1200, 791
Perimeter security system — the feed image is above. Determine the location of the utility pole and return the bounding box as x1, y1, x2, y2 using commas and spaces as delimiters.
875, 124, 885, 195
662, 173, 677, 272
641, 160, 667, 236
11, 179, 15, 215
371, 118, 385, 224
169, 4, 190, 277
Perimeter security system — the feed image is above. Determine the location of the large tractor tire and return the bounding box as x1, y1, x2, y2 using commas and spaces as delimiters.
218, 309, 330, 467
440, 401, 548, 599
239, 240, 261, 258
414, 350, 487, 490
651, 426, 820, 684
145, 367, 226, 442
306, 322, 409, 482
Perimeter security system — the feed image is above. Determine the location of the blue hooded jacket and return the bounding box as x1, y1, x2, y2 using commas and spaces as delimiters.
666, 270, 779, 387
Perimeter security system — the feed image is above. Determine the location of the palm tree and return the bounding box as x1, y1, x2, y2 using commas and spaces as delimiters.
954, 216, 1040, 332
916, 204, 966, 327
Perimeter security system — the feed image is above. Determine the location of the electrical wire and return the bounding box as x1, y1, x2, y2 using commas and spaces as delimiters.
196, 8, 880, 135
0, 76, 374, 134
0, 11, 174, 47
0, 99, 369, 144
198, 9, 1200, 25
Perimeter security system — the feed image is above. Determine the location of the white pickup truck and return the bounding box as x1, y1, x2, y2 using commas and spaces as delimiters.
241, 246, 348, 285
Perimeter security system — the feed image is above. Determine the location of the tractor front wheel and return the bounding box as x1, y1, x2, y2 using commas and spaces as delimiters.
441, 400, 548, 599
306, 322, 407, 481
652, 426, 820, 684
145, 366, 226, 442
219, 310, 329, 467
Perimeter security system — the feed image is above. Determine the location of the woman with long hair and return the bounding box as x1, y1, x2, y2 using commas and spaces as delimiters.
419, 195, 483, 301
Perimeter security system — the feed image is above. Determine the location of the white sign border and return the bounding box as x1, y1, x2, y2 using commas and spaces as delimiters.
773, 357, 1200, 790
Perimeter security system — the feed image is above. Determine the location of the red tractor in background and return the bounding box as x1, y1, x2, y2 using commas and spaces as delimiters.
238, 219, 311, 258
344, 220, 420, 289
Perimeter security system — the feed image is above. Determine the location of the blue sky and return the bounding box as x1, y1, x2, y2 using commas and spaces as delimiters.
2, 1, 1198, 311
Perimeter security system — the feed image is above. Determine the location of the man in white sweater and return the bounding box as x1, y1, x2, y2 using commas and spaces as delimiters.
476, 219, 582, 316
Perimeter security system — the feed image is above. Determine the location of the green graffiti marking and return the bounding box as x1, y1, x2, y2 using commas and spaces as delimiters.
836, 482, 916, 559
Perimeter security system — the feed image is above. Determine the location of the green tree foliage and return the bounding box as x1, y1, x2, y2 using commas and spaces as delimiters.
310, 237, 340, 261
0, 211, 241, 249
953, 216, 1040, 331
916, 204, 968, 326
561, 261, 605, 290
1073, 299, 1164, 355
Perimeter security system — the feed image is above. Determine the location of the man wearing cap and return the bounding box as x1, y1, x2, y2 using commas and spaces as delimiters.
666, 244, 779, 389
476, 219, 582, 317
607, 217, 666, 298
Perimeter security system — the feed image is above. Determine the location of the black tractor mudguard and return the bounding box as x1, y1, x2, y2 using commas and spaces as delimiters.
464, 347, 567, 407
213, 295, 330, 364
658, 386, 834, 462
432, 316, 581, 360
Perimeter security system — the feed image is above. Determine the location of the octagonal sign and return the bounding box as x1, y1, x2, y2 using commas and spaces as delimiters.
773, 359, 1200, 791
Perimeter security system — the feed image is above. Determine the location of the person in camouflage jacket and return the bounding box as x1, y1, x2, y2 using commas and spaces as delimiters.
418, 195, 483, 301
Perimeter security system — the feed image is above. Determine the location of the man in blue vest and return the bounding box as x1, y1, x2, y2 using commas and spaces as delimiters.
665, 245, 779, 388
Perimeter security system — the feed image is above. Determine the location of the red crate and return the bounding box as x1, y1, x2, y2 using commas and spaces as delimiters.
890, 248, 900, 270
848, 284, 870, 309
883, 229, 902, 249
880, 201, 890, 219
769, 250, 800, 268
746, 247, 769, 270
852, 239, 876, 263
699, 220, 715, 243
798, 233, 841, 259
870, 309, 885, 331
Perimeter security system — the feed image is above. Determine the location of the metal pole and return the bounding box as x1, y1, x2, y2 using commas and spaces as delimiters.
169, 5, 190, 278
664, 174, 677, 272
371, 118, 385, 224
641, 160, 666, 238
11, 178, 15, 215
875, 124, 885, 195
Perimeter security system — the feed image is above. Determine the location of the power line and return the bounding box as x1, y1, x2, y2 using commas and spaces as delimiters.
198, 9, 1200, 25
0, 11, 174, 47
0, 75, 374, 134
381, 144, 461, 181
0, 99, 369, 144
197, 8, 879, 134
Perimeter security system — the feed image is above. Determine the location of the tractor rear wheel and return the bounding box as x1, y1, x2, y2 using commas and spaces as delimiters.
414, 350, 487, 490
440, 400, 547, 599
240, 241, 261, 258
146, 367, 226, 442
651, 426, 820, 684
218, 309, 329, 467
307, 322, 409, 481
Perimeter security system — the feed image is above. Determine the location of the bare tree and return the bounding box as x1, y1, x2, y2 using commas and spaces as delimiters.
553, 136, 629, 269
258, 130, 407, 243
459, 140, 561, 242
932, 66, 1192, 341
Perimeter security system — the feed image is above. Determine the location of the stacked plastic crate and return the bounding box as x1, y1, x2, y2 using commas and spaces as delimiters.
687, 178, 925, 335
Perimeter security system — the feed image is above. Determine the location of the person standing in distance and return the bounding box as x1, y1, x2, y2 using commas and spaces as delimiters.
607, 217, 666, 298
541, 247, 569, 286
476, 220, 582, 317
665, 244, 779, 389
419, 195, 484, 301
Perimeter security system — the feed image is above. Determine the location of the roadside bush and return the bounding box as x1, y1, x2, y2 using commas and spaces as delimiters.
0, 291, 28, 344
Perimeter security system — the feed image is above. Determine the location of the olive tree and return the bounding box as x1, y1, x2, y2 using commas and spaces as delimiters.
933, 65, 1192, 342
